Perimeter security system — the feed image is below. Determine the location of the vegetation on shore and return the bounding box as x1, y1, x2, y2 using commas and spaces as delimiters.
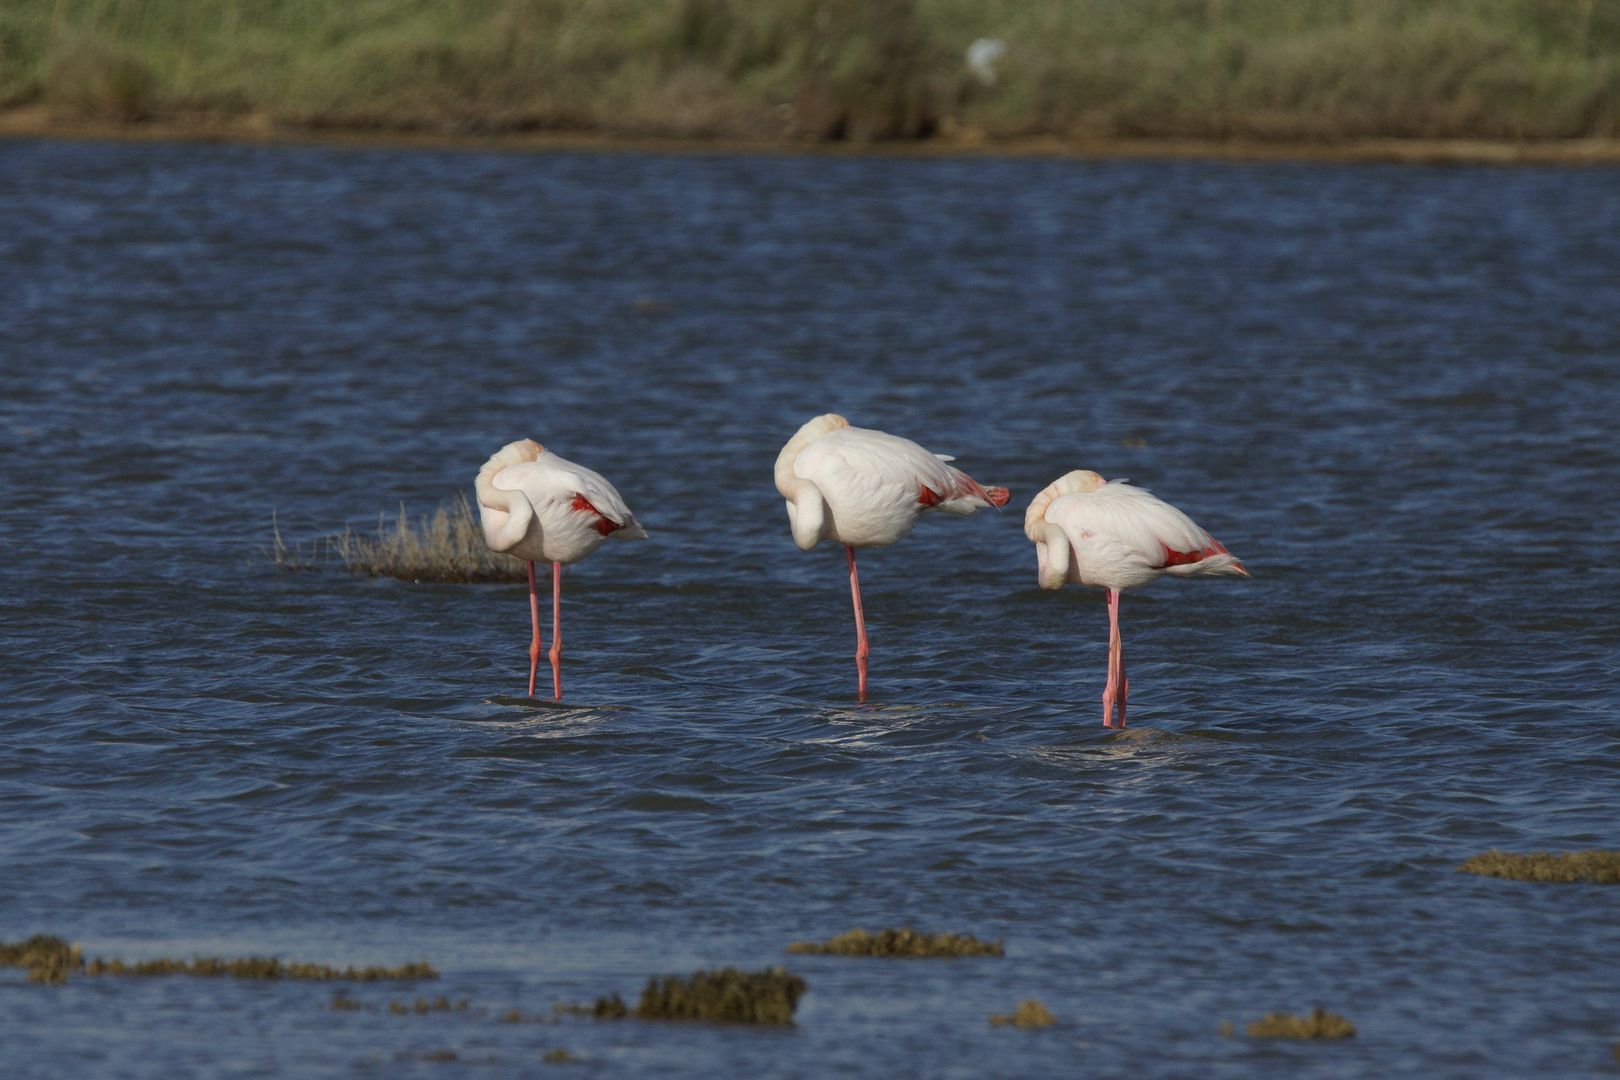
787, 926, 1004, 958
1458, 849, 1620, 882
1, 0, 1616, 142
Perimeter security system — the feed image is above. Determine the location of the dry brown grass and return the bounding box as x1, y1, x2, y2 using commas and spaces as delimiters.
335, 495, 526, 584
1458, 849, 1620, 882
787, 926, 1003, 958
1247, 1008, 1357, 1039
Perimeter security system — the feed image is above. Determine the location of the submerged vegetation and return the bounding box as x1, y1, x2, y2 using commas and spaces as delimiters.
1, 937, 436, 984
787, 927, 1003, 958
623, 967, 807, 1024
1458, 849, 1620, 882
1247, 1008, 1357, 1039
989, 1000, 1055, 1028
0, 0, 1617, 142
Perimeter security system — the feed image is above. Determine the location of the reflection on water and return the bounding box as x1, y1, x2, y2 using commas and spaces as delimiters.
0, 138, 1617, 1079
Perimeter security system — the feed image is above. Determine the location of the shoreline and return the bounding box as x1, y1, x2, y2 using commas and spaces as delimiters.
4, 108, 1619, 166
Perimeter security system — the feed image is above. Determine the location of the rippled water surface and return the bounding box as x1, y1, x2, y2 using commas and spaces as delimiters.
2, 138, 1618, 1079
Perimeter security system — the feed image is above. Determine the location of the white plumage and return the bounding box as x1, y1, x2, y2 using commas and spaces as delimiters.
1025, 469, 1246, 728
775, 413, 1009, 698
1026, 471, 1243, 592
476, 439, 646, 565
775, 414, 1007, 552
475, 438, 647, 700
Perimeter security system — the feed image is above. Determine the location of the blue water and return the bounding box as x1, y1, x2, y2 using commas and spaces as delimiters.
1, 137, 1618, 1079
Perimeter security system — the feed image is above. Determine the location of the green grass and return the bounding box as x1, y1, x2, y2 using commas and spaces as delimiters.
1, 0, 1616, 139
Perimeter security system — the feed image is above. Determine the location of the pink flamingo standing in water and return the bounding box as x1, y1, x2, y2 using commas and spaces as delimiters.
476, 439, 647, 700
1024, 470, 1247, 728
775, 414, 1010, 698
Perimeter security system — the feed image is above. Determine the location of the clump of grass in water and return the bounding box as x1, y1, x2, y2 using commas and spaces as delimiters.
787, 926, 1003, 958
618, 967, 806, 1024
558, 994, 630, 1018
334, 495, 526, 584
263, 510, 328, 571
541, 1048, 578, 1064
0, 935, 82, 984
84, 955, 437, 980
1458, 849, 1620, 883
989, 1000, 1054, 1028
1247, 1008, 1356, 1039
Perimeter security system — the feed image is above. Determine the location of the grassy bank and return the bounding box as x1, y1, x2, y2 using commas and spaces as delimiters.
1, 0, 1617, 142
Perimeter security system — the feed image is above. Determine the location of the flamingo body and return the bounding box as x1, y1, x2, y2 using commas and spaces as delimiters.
776, 414, 1009, 551
1026, 470, 1246, 727
776, 414, 1009, 697
475, 439, 646, 700
477, 439, 646, 565
1026, 470, 1244, 592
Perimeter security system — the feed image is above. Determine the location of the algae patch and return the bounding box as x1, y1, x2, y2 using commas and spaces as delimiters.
787, 927, 1003, 958
627, 967, 806, 1024
1458, 849, 1620, 883
989, 1000, 1054, 1028
1247, 1008, 1356, 1039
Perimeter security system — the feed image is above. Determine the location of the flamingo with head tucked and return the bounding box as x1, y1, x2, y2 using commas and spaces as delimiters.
476, 439, 647, 700
1025, 470, 1247, 728
775, 414, 1010, 698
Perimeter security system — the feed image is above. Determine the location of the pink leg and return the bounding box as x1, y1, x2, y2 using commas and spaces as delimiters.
527, 561, 542, 698
1102, 588, 1127, 728
846, 545, 869, 700
548, 561, 563, 701
1117, 616, 1129, 729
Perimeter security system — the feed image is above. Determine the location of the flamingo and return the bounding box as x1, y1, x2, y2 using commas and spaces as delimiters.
775, 414, 1010, 698
475, 439, 647, 700
1025, 470, 1247, 728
